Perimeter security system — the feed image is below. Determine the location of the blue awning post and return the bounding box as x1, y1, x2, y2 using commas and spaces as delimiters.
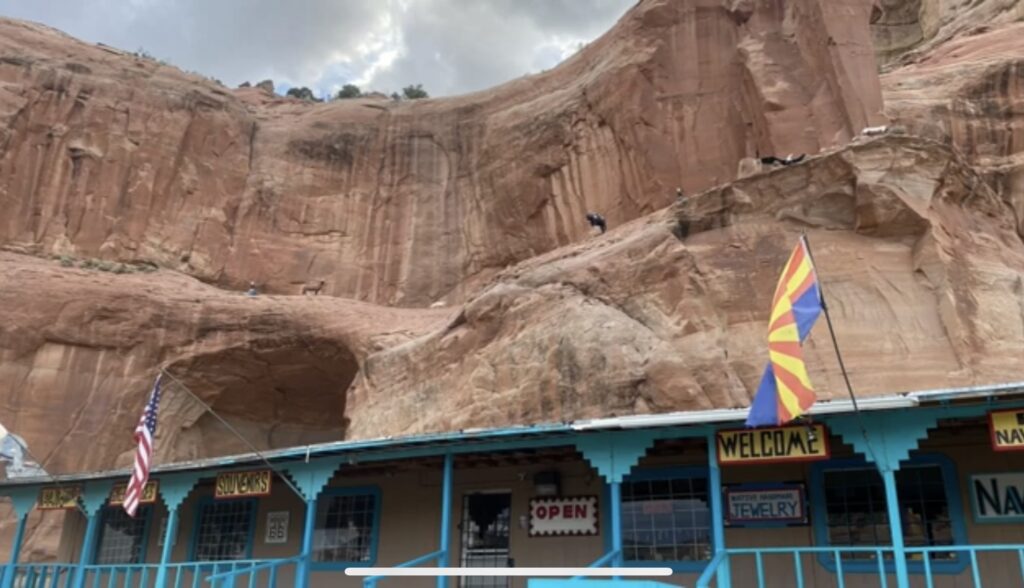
154, 473, 201, 588
609, 481, 623, 567
284, 458, 343, 588
880, 468, 909, 588
1, 487, 37, 588
437, 453, 454, 588
73, 480, 114, 588
706, 430, 731, 587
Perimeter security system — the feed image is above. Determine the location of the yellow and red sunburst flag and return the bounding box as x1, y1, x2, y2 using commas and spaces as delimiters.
746, 236, 824, 427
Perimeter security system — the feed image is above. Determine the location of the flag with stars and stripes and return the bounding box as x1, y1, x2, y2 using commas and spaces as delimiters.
124, 375, 162, 517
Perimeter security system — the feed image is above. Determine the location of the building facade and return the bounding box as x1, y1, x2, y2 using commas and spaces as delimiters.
3, 383, 1024, 588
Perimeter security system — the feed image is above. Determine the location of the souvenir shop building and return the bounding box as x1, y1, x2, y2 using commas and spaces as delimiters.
3, 381, 1024, 588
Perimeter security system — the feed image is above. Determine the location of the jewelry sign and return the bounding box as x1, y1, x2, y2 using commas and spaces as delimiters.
529, 496, 598, 536
215, 470, 272, 499
716, 424, 829, 465
725, 484, 807, 526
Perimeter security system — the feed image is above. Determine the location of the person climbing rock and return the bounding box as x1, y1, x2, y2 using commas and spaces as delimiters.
585, 212, 607, 234
676, 187, 685, 201
246, 281, 258, 296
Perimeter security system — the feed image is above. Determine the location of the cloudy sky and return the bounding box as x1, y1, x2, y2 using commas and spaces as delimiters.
1, 0, 636, 98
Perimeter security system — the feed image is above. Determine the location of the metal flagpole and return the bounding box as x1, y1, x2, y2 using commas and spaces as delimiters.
157, 368, 307, 501
3, 431, 89, 517
800, 233, 879, 464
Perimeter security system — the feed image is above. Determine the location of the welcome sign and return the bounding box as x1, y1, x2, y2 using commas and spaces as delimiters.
989, 409, 1024, 451
717, 424, 829, 465
971, 473, 1024, 522
215, 470, 272, 499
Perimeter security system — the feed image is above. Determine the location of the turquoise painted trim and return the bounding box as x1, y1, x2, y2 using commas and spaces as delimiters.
2, 486, 38, 518
73, 508, 102, 588
1, 513, 27, 588
187, 497, 259, 562
808, 455, 969, 576
93, 505, 153, 564
575, 431, 661, 483
436, 453, 453, 588
284, 458, 343, 501
612, 465, 713, 574
309, 485, 382, 571
153, 506, 180, 588
609, 482, 622, 568
80, 480, 115, 515
707, 431, 731, 587
881, 468, 910, 588
155, 472, 203, 510
297, 498, 316, 587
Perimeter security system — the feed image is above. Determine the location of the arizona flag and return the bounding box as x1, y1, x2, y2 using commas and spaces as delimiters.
746, 236, 823, 427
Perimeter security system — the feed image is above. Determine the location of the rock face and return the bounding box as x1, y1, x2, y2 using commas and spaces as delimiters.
0, 0, 883, 307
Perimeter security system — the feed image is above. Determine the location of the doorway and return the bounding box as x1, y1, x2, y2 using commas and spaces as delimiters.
459, 491, 512, 588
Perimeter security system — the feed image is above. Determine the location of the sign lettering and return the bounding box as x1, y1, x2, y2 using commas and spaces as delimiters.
529, 496, 598, 536
725, 485, 807, 526
971, 473, 1024, 522
265, 511, 290, 544
989, 410, 1024, 451
38, 486, 81, 510
109, 481, 159, 506
717, 424, 829, 465
215, 470, 272, 499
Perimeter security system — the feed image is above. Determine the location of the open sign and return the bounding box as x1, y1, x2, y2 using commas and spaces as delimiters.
529, 496, 598, 536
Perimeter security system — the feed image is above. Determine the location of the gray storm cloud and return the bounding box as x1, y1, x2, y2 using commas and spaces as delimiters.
1, 0, 635, 97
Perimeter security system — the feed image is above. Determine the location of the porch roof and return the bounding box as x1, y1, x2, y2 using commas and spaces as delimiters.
2, 379, 1022, 488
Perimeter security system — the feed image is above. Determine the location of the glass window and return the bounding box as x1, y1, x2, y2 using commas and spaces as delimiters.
191, 500, 255, 561
313, 489, 379, 564
821, 462, 958, 563
621, 472, 711, 563
95, 506, 150, 564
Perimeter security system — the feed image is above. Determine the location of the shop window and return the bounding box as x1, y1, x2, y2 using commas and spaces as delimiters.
190, 499, 257, 561
810, 455, 968, 574
312, 487, 381, 567
618, 467, 712, 571
94, 506, 151, 564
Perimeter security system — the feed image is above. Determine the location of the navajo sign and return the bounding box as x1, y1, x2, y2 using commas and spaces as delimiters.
109, 481, 158, 506
716, 424, 829, 465
971, 473, 1024, 522
989, 409, 1024, 451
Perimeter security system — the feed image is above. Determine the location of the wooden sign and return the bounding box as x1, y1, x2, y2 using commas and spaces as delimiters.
38, 486, 81, 510
109, 481, 159, 506
989, 410, 1024, 451
215, 470, 272, 499
717, 424, 829, 466
725, 484, 807, 526
529, 496, 598, 536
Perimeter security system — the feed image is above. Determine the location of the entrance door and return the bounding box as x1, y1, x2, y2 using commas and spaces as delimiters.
459, 491, 512, 588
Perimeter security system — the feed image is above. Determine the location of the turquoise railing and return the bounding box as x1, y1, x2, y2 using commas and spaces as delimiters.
696, 544, 1024, 588
2, 564, 76, 588
204, 556, 303, 588
79, 560, 292, 588
569, 549, 622, 580
362, 549, 447, 588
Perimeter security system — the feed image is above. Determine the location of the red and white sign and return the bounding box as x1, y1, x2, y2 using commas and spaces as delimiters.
529, 496, 598, 536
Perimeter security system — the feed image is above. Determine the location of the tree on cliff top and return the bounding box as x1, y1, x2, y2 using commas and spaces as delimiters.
336, 84, 362, 99
402, 84, 429, 100
286, 86, 322, 102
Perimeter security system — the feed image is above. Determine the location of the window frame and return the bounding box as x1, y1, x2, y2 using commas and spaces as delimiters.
187, 497, 259, 562
808, 454, 969, 575
310, 485, 382, 571
602, 466, 713, 573
93, 504, 154, 565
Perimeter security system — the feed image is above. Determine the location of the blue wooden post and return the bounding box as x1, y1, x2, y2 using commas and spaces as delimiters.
609, 481, 623, 566
153, 473, 200, 588
297, 498, 316, 587
437, 453, 454, 588
881, 468, 910, 588
284, 458, 343, 588
1, 487, 37, 588
73, 481, 113, 588
707, 430, 731, 587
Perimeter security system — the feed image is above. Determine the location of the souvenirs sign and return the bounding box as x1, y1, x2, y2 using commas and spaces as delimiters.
725, 484, 807, 526
38, 485, 81, 510
717, 424, 829, 466
109, 481, 158, 506
215, 470, 272, 499
971, 473, 1024, 522
529, 496, 598, 536
989, 409, 1024, 451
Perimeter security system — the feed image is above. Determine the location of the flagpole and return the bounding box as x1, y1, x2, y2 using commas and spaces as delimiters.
800, 233, 879, 463
157, 368, 307, 501
5, 437, 89, 517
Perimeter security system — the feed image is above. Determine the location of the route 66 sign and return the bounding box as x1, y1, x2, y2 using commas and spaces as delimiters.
265, 511, 289, 544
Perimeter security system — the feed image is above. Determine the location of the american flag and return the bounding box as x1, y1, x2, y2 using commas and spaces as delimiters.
124, 375, 162, 517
